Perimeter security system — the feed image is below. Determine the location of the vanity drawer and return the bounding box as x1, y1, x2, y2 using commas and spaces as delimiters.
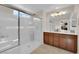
54, 34, 59, 42
54, 33, 59, 37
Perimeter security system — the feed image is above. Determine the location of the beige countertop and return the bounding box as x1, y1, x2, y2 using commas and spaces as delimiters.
44, 31, 77, 35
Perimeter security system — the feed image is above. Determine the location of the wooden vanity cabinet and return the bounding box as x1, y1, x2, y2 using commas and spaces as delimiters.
43, 32, 77, 53
59, 34, 67, 49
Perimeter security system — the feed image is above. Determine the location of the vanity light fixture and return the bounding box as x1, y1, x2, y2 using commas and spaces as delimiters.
59, 11, 66, 15
51, 11, 67, 17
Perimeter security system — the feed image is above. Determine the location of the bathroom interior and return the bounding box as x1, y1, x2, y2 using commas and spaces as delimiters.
0, 4, 79, 54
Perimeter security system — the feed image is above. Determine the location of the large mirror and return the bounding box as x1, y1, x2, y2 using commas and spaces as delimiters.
48, 5, 77, 33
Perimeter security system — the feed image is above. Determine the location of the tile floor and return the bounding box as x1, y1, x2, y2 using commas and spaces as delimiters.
31, 44, 73, 54
1, 41, 42, 54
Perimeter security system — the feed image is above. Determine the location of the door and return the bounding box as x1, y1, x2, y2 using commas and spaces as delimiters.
44, 32, 49, 44
20, 12, 34, 45
66, 35, 77, 53
53, 33, 59, 47
60, 34, 66, 49
33, 17, 42, 42
49, 33, 54, 45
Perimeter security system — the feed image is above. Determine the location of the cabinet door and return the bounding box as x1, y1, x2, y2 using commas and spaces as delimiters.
53, 34, 59, 47
60, 34, 66, 49
44, 32, 49, 44
49, 33, 54, 45
66, 35, 77, 53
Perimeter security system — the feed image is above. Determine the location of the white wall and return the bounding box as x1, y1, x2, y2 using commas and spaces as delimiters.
74, 5, 79, 53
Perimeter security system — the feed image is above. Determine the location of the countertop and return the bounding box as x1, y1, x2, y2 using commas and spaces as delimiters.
44, 31, 77, 35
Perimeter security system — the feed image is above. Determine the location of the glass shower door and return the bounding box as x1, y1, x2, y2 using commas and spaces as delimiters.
0, 5, 18, 52
33, 17, 42, 42
20, 12, 34, 45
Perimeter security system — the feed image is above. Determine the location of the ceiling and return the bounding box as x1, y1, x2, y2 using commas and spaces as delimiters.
21, 4, 71, 12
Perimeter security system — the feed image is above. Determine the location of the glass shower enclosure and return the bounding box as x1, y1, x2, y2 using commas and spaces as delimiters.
0, 5, 42, 53
0, 5, 18, 52
20, 12, 42, 45
20, 12, 35, 45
